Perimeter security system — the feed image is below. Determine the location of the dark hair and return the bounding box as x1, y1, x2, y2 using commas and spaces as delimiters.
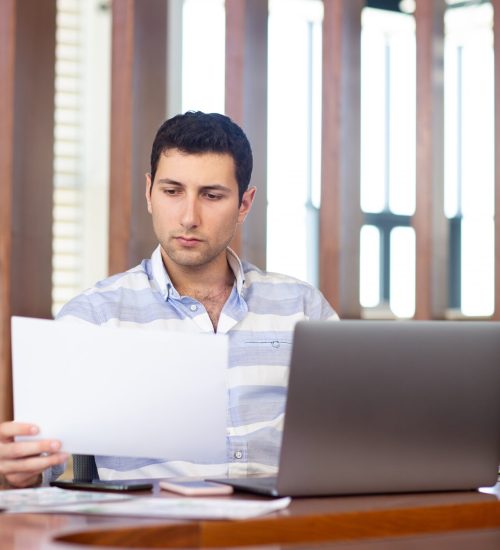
150, 111, 253, 203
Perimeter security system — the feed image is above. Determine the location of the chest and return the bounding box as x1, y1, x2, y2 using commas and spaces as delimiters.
193, 287, 232, 330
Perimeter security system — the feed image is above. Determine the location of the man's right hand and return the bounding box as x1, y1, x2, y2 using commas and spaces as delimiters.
0, 422, 68, 488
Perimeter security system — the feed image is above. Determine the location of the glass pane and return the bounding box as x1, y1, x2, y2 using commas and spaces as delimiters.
267, 0, 323, 283
182, 0, 225, 113
267, 203, 309, 283
387, 16, 415, 216
461, 29, 494, 217
444, 30, 459, 217
268, 4, 310, 206
444, 3, 494, 317
310, 19, 323, 210
390, 227, 415, 318
444, 3, 494, 218
361, 9, 387, 214
360, 225, 380, 308
461, 217, 494, 316
361, 8, 416, 215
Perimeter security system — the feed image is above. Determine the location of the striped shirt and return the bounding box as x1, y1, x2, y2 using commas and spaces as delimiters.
56, 245, 337, 480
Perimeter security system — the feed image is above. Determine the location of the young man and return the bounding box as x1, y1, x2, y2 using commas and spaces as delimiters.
0, 112, 337, 488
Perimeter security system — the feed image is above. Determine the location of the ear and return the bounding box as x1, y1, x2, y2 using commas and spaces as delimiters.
145, 173, 153, 214
237, 186, 256, 224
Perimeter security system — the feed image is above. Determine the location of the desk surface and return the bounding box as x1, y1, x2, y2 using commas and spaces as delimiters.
2, 482, 500, 550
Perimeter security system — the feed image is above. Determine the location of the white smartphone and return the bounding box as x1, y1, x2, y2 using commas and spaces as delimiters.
159, 479, 234, 496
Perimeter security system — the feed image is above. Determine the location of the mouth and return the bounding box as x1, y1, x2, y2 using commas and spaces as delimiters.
174, 236, 203, 247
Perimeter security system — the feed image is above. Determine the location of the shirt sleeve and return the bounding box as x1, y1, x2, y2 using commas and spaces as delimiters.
55, 293, 102, 325
305, 286, 339, 321
41, 462, 66, 486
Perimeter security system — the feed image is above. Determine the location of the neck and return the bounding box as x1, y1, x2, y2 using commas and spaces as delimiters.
161, 250, 234, 299
161, 249, 235, 332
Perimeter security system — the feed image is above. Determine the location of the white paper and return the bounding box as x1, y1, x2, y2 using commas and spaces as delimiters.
11, 316, 228, 462
0, 487, 131, 514
19, 496, 292, 520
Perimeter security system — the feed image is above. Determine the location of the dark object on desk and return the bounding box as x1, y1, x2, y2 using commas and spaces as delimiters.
73, 454, 99, 481
50, 480, 153, 492
212, 320, 500, 497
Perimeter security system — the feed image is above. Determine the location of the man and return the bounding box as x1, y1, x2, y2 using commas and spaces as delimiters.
0, 112, 337, 488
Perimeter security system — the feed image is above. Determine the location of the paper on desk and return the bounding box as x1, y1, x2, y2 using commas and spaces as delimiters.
23, 496, 292, 520
11, 316, 228, 462
0, 487, 131, 514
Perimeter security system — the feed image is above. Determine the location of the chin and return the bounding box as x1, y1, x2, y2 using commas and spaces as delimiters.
167, 250, 210, 268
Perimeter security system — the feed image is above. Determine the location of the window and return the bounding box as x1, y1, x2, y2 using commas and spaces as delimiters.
266, 0, 323, 284
52, 0, 111, 315
360, 7, 416, 317
182, 0, 225, 113
444, 1, 494, 317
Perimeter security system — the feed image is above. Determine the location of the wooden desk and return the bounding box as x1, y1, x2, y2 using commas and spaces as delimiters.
1, 483, 500, 549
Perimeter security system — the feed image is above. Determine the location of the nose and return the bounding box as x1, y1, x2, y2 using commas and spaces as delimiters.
180, 194, 200, 230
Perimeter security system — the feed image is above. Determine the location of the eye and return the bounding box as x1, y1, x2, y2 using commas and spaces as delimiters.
204, 192, 223, 201
163, 188, 179, 196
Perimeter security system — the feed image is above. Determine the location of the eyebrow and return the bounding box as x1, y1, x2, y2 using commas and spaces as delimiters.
157, 178, 183, 186
157, 179, 232, 193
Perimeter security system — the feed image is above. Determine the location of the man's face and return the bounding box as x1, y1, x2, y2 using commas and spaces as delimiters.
145, 148, 254, 271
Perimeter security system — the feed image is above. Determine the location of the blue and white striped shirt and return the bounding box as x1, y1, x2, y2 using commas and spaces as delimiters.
56, 246, 337, 480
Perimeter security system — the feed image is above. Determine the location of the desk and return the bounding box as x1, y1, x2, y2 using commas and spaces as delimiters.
1, 483, 500, 549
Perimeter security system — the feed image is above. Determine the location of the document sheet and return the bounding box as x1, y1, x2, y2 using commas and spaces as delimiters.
11, 316, 228, 462
3, 488, 291, 520
0, 487, 130, 514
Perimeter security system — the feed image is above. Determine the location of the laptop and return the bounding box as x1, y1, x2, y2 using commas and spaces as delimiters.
211, 320, 500, 497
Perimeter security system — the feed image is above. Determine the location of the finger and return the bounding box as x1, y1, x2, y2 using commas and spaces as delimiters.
0, 439, 62, 460
0, 422, 38, 440
5, 472, 42, 489
0, 452, 68, 477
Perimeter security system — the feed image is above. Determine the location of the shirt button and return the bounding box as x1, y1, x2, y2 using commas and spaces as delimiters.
234, 450, 243, 460
189, 304, 197, 312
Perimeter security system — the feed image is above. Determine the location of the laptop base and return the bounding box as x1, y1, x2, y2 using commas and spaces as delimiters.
207, 477, 281, 497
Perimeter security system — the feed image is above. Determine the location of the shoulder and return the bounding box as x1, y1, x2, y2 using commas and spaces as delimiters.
241, 261, 338, 321
56, 259, 153, 325
243, 261, 315, 293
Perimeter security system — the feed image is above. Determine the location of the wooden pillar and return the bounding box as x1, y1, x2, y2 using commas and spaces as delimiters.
0, 0, 56, 423
414, 0, 447, 320
108, 0, 167, 274
225, 0, 268, 269
320, 0, 363, 318
494, 0, 500, 320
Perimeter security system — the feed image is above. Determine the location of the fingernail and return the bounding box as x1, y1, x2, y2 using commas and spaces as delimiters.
30, 426, 38, 434
50, 441, 61, 450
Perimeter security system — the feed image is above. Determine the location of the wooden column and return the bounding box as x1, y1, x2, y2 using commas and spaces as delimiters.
494, 0, 500, 320
414, 0, 448, 320
320, 0, 363, 318
225, 0, 268, 269
108, 0, 167, 274
0, 0, 56, 423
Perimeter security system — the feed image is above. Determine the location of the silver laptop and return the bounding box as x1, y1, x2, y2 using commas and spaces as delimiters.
211, 321, 500, 497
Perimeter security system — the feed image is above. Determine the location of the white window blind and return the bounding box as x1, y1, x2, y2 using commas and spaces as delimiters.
52, 0, 84, 316
52, 0, 111, 317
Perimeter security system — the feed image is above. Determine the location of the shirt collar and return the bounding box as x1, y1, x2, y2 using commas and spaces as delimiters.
150, 245, 246, 300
